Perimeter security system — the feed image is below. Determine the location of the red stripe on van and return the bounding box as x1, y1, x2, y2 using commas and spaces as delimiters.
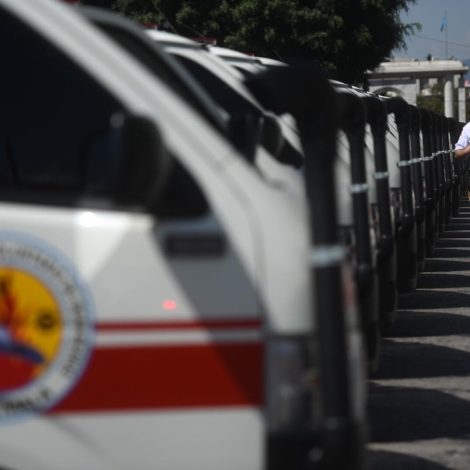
51, 342, 263, 413
96, 318, 262, 332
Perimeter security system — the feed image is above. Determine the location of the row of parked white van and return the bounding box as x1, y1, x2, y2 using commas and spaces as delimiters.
0, 1, 466, 469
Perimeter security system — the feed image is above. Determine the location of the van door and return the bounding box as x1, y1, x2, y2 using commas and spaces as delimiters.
0, 4, 262, 470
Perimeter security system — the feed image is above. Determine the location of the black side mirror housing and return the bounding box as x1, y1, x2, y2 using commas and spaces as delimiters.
109, 113, 169, 210
260, 112, 284, 160
228, 112, 262, 163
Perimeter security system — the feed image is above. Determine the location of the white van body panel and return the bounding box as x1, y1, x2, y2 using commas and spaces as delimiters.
386, 116, 401, 188
364, 125, 378, 204
335, 131, 353, 226
224, 157, 313, 332
1, 410, 263, 470
0, 2, 314, 469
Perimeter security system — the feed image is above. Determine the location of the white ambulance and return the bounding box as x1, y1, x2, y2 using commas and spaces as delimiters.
382, 97, 419, 292
0, 1, 366, 469
145, 29, 304, 172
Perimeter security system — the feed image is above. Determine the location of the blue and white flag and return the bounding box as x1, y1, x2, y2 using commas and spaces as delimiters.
440, 13, 447, 32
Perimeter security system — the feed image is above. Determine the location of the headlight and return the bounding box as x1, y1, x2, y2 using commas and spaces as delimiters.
266, 336, 321, 433
346, 320, 367, 421
370, 203, 378, 249
391, 188, 403, 223
341, 263, 367, 421
422, 175, 428, 200
338, 226, 355, 261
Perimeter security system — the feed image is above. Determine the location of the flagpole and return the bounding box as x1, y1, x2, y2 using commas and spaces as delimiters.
445, 10, 448, 58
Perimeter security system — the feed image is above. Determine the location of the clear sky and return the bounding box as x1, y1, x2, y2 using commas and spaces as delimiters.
392, 0, 470, 61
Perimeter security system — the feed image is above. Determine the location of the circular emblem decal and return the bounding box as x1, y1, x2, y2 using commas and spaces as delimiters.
0, 234, 94, 421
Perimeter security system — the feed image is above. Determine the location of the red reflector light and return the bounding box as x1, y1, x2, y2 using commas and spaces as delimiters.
162, 300, 177, 311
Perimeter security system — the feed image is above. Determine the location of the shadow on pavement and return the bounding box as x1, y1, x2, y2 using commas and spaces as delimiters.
421, 259, 470, 273
387, 310, 470, 338
372, 339, 470, 379
368, 383, 470, 442
367, 449, 451, 470
399, 290, 470, 310
417, 273, 470, 289
439, 231, 470, 239
445, 223, 470, 230
429, 248, 470, 258
437, 239, 470, 248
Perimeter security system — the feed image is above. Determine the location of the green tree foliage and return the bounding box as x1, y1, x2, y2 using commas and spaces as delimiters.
416, 82, 467, 119
417, 83, 444, 116
80, 0, 419, 85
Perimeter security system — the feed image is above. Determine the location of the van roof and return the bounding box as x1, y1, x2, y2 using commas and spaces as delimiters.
146, 30, 206, 49
210, 46, 261, 64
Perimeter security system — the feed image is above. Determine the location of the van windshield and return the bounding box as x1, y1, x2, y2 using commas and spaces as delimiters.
173, 53, 262, 122
89, 19, 229, 138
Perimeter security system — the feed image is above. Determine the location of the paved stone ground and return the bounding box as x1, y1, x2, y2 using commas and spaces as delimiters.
367, 200, 470, 470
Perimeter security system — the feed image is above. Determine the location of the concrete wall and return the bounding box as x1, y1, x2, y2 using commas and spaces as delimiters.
367, 59, 468, 119
369, 78, 417, 105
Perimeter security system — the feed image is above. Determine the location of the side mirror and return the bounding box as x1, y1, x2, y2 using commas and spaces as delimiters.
260, 112, 284, 160
228, 112, 262, 163
109, 113, 170, 209
259, 112, 303, 168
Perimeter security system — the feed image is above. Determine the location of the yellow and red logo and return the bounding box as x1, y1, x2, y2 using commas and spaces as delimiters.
0, 269, 62, 390
0, 235, 94, 421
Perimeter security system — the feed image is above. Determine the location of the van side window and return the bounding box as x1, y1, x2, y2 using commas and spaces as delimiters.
174, 54, 261, 119
0, 8, 126, 196
0, 8, 209, 217
93, 22, 227, 138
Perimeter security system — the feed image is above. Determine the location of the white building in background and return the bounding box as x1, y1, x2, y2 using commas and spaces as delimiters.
367, 58, 469, 121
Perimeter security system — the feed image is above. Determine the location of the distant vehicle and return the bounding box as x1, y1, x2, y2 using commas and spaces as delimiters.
0, 2, 366, 470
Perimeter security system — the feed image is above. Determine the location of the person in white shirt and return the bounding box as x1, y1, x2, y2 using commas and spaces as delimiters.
455, 122, 470, 199
455, 122, 470, 159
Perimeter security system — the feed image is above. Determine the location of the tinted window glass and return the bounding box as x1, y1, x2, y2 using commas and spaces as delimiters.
0, 8, 126, 193
173, 54, 262, 120
94, 22, 227, 136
